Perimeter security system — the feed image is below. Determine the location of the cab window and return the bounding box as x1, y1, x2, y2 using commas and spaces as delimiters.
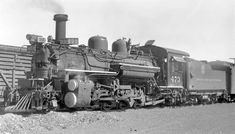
171, 61, 183, 73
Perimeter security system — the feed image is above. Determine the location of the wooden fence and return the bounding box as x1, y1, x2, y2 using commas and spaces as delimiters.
0, 44, 32, 100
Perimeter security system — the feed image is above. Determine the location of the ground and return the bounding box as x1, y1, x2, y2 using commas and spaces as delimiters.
0, 103, 235, 134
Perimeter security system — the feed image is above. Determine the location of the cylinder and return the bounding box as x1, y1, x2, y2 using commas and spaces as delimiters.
68, 79, 79, 91
64, 92, 77, 108
53, 14, 68, 41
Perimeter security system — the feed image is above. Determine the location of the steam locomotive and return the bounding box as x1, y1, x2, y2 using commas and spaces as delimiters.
4, 14, 235, 112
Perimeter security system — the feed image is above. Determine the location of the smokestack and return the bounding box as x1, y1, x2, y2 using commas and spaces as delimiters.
53, 14, 68, 41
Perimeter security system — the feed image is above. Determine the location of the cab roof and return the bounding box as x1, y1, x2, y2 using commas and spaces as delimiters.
140, 44, 190, 57
162, 47, 190, 56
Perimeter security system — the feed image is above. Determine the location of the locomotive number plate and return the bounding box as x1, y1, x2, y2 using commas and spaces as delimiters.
171, 76, 181, 83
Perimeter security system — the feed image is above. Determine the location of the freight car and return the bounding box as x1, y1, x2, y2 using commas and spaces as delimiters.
3, 14, 235, 113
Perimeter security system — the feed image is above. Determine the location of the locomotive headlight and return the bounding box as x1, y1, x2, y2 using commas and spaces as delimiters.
68, 79, 79, 91
64, 92, 77, 108
26, 34, 46, 43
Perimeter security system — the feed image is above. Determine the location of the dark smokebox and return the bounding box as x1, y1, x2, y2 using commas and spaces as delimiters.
53, 14, 68, 41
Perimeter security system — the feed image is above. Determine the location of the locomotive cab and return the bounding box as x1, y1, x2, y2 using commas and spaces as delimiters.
139, 44, 189, 89
140, 44, 189, 105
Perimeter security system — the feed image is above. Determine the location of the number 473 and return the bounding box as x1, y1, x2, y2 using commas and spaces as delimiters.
171, 76, 181, 83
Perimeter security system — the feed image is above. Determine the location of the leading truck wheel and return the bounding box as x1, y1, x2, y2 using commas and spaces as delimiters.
133, 101, 141, 109
118, 101, 128, 110
101, 102, 112, 111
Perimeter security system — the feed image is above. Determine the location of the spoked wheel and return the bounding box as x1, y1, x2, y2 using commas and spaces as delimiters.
171, 90, 183, 106
101, 102, 113, 111
118, 101, 128, 110
190, 96, 199, 105
133, 101, 141, 109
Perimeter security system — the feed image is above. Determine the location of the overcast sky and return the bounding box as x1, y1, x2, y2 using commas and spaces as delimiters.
0, 0, 234, 62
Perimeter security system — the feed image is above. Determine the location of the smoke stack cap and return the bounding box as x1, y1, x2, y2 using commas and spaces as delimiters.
54, 14, 68, 21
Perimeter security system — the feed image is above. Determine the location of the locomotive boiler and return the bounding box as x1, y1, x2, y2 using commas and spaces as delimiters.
5, 14, 163, 112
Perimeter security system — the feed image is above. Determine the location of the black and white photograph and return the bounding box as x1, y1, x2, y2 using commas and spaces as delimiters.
0, 0, 234, 134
